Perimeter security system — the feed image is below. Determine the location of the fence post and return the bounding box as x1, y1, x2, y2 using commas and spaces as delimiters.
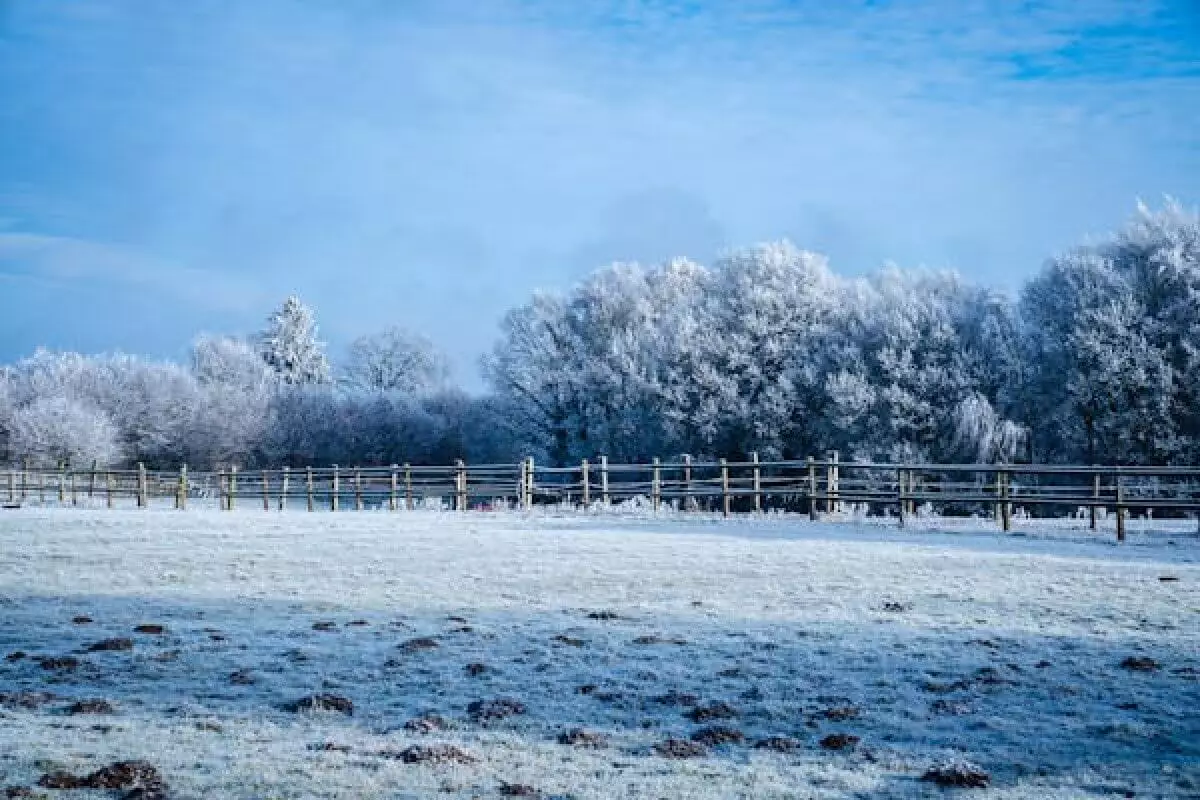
177, 464, 187, 511
751, 451, 761, 512
331, 465, 339, 512
581, 459, 590, 507
106, 469, 114, 509
1090, 473, 1099, 530
137, 462, 148, 509
58, 462, 66, 504
526, 457, 536, 509
354, 467, 363, 511
280, 466, 289, 511
70, 469, 77, 506
7, 469, 13, 504
994, 470, 1003, 526
897, 468, 905, 528
682, 454, 692, 510
404, 463, 413, 510
306, 467, 314, 512
20, 461, 27, 502
1115, 473, 1126, 543
1001, 470, 1012, 532
807, 457, 817, 521
455, 460, 467, 511
37, 468, 44, 504
600, 455, 609, 505
228, 465, 237, 511
88, 460, 97, 499
517, 459, 527, 509
262, 469, 270, 511
720, 458, 730, 517
389, 465, 398, 511
827, 450, 839, 513
652, 457, 661, 512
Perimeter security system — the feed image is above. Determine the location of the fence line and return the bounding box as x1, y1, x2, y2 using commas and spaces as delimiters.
4, 453, 1200, 542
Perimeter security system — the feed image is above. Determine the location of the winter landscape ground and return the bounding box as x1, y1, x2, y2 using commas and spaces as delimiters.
0, 509, 1197, 799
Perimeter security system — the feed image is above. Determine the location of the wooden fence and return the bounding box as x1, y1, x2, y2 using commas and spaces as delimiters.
4, 453, 1200, 542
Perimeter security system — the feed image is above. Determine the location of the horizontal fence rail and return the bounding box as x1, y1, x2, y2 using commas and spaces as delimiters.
3, 453, 1200, 542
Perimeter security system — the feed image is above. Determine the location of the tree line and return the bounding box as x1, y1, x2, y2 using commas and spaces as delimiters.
1, 200, 1196, 470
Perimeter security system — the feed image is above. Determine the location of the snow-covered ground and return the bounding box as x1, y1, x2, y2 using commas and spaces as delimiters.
0, 508, 1196, 798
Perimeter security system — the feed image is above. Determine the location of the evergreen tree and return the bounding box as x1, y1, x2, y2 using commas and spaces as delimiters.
257, 295, 331, 385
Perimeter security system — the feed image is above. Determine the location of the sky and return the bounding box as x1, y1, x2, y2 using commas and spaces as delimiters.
0, 0, 1197, 388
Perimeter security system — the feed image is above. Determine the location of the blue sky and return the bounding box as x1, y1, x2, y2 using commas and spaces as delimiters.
1, 0, 1197, 387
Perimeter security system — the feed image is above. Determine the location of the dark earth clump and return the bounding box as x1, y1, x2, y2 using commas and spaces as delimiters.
39, 760, 167, 799
819, 733, 860, 750
307, 742, 352, 752
586, 610, 619, 620
653, 738, 707, 759
312, 621, 338, 631
86, 637, 133, 652
631, 634, 687, 646
921, 761, 990, 788
882, 602, 910, 612
384, 744, 477, 765
690, 726, 745, 746
404, 713, 451, 733
134, 624, 166, 635
468, 698, 526, 721
552, 635, 585, 647
557, 728, 608, 748
72, 616, 93, 625
37, 656, 80, 671
4, 787, 46, 799
0, 691, 58, 710
464, 662, 490, 677
1120, 656, 1159, 671
284, 693, 353, 714
755, 736, 803, 753
346, 619, 370, 626
652, 690, 698, 707
922, 679, 971, 694
685, 702, 738, 722
228, 668, 255, 685
498, 783, 541, 797
68, 698, 115, 714
817, 705, 859, 721
5, 651, 26, 662
398, 637, 439, 653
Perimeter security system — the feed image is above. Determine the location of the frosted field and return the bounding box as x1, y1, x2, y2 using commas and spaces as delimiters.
0, 510, 1197, 799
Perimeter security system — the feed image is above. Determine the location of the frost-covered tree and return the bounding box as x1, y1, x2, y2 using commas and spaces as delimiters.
9, 396, 121, 468
257, 295, 331, 385
191, 334, 275, 389
482, 292, 585, 465
341, 327, 449, 395
1022, 200, 1198, 464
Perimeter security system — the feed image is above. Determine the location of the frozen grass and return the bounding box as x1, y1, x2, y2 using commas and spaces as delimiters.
0, 508, 1197, 798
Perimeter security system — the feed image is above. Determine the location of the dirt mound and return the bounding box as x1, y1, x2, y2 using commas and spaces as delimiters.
819, 733, 859, 750
468, 698, 526, 721
653, 738, 707, 759
557, 728, 608, 748
690, 726, 744, 746
921, 760, 990, 788
284, 694, 353, 714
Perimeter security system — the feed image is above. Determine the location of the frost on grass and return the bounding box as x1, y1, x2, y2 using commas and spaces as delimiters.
0, 509, 1197, 799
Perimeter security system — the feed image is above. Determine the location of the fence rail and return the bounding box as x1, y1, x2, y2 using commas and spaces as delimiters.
4, 453, 1200, 543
